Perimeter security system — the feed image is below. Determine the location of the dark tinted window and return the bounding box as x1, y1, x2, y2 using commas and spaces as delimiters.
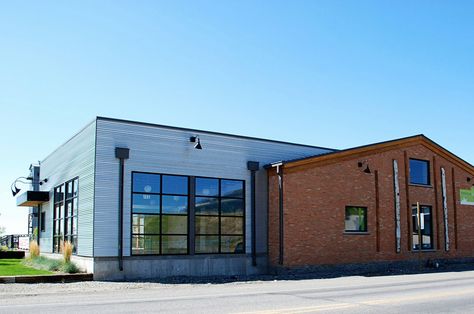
412, 205, 433, 250
162, 175, 188, 195
410, 159, 430, 185
162, 196, 188, 214
221, 199, 244, 216
133, 173, 160, 193
131, 172, 189, 255
40, 212, 46, 232
221, 180, 244, 198
195, 178, 219, 196
195, 197, 219, 215
194, 177, 245, 254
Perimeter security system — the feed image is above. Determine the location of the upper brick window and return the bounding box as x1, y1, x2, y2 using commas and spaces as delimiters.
409, 159, 430, 185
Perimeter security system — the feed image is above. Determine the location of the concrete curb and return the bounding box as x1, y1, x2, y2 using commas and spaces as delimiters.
0, 273, 93, 284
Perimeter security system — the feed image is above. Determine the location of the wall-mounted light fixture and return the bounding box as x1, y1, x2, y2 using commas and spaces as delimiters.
190, 136, 202, 150
10, 177, 33, 197
10, 177, 48, 197
357, 161, 371, 174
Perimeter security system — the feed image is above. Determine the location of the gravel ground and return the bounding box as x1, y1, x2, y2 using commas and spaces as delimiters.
2, 261, 474, 296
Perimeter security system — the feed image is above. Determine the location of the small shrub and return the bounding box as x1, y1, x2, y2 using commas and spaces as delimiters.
23, 256, 62, 271
0, 245, 8, 252
29, 241, 40, 258
61, 262, 79, 274
63, 241, 73, 263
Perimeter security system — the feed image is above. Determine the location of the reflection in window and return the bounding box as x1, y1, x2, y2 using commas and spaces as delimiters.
131, 172, 189, 255
133, 173, 160, 193
195, 178, 219, 196
162, 196, 188, 214
412, 205, 433, 250
162, 175, 188, 195
345, 206, 367, 232
410, 159, 430, 185
53, 178, 79, 254
195, 197, 219, 215
195, 178, 245, 254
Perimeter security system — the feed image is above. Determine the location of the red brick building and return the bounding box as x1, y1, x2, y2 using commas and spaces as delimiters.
267, 135, 474, 269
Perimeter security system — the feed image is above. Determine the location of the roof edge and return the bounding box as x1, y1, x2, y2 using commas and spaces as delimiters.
41, 118, 97, 164
96, 116, 336, 151
268, 134, 474, 175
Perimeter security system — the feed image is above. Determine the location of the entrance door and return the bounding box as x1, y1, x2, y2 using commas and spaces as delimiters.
412, 204, 433, 250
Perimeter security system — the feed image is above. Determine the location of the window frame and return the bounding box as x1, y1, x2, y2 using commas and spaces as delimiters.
409, 158, 431, 186
52, 177, 79, 254
344, 206, 368, 233
130, 172, 190, 256
130, 172, 246, 256
194, 176, 246, 255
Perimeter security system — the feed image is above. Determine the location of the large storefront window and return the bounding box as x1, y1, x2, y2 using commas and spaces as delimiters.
195, 178, 244, 254
131, 172, 245, 255
131, 173, 189, 255
53, 178, 79, 254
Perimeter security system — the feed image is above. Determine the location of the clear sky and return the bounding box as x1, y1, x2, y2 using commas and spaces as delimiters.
1, 1, 473, 234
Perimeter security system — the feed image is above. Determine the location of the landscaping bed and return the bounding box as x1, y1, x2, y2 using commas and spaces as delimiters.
23, 256, 79, 274
0, 241, 81, 279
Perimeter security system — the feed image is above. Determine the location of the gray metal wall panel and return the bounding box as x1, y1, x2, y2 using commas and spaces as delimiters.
39, 200, 53, 252
39, 121, 96, 257
94, 119, 332, 257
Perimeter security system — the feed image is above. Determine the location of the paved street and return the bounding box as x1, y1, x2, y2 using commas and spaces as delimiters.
1, 271, 474, 313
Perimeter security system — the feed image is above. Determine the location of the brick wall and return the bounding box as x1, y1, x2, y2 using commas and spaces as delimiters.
268, 143, 474, 267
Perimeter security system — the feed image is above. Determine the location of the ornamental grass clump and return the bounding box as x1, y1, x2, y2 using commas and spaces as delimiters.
62, 241, 73, 263
29, 240, 40, 259
23, 256, 62, 271
61, 261, 79, 274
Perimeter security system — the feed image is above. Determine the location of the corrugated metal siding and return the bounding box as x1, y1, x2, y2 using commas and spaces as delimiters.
39, 121, 96, 257
94, 119, 333, 257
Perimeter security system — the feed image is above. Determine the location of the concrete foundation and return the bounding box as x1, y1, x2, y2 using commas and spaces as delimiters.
93, 254, 268, 281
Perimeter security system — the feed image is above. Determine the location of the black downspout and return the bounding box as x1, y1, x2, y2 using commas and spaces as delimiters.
115, 147, 130, 272
247, 161, 260, 267
277, 164, 284, 265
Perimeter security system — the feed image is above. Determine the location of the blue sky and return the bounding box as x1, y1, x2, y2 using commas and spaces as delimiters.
1, 1, 473, 234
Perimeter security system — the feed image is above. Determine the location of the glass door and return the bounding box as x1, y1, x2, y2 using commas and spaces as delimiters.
412, 204, 433, 250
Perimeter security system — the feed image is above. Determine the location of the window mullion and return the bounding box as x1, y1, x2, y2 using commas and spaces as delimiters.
189, 176, 195, 255
218, 179, 222, 254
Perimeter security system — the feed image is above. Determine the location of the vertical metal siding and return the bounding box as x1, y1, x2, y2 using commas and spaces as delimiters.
94, 119, 333, 257
39, 121, 96, 257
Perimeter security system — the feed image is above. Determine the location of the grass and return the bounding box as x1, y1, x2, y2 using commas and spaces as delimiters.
0, 259, 52, 276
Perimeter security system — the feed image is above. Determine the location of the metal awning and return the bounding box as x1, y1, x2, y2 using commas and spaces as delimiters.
16, 191, 50, 207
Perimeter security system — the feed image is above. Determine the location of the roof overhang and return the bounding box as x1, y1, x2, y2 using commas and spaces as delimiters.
269, 135, 474, 175
16, 191, 50, 207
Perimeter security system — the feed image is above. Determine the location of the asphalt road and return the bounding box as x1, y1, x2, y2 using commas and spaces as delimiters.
1, 271, 474, 313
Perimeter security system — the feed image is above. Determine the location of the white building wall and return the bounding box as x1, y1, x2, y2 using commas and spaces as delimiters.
39, 120, 96, 257
94, 117, 333, 258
